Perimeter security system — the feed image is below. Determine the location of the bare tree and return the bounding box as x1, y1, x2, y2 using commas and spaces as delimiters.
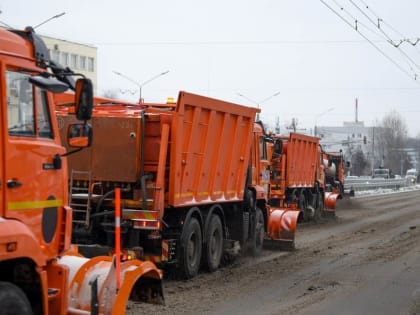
375, 110, 408, 175
101, 89, 119, 99
351, 148, 370, 176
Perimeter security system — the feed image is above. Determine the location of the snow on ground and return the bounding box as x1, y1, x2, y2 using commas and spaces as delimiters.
355, 184, 420, 198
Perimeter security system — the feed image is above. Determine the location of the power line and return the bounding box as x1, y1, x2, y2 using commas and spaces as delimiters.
357, 0, 420, 57
319, 0, 420, 85
94, 39, 396, 46
331, 0, 386, 39
348, 0, 420, 72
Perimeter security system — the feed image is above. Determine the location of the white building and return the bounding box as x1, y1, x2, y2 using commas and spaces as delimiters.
316, 99, 375, 174
42, 35, 98, 93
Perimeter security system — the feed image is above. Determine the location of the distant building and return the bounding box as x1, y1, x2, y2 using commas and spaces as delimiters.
317, 121, 372, 161
0, 26, 98, 93
41, 35, 97, 93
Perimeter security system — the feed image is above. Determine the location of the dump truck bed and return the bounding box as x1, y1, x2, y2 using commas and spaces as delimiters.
285, 133, 319, 188
56, 91, 259, 207
168, 92, 259, 206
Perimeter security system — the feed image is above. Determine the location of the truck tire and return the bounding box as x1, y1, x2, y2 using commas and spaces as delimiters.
314, 192, 324, 222
299, 193, 309, 222
180, 217, 202, 279
204, 214, 223, 272
0, 282, 32, 315
251, 208, 264, 256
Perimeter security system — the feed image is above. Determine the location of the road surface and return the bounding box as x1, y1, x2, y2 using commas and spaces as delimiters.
130, 190, 420, 314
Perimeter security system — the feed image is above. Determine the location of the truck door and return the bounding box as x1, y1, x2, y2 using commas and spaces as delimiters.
4, 70, 67, 251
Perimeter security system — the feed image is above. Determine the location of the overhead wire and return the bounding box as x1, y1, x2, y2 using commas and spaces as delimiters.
358, 0, 420, 58
319, 0, 420, 85
348, 0, 420, 72
331, 0, 416, 73
331, 0, 386, 40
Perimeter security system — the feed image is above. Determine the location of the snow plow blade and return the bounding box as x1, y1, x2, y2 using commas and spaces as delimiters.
60, 255, 164, 315
265, 209, 299, 251
324, 191, 342, 212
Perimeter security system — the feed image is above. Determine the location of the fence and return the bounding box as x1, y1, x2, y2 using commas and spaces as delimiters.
344, 177, 408, 192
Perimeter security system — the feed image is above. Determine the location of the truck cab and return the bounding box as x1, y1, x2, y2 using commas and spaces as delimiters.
372, 168, 390, 179
0, 27, 164, 314
406, 169, 418, 185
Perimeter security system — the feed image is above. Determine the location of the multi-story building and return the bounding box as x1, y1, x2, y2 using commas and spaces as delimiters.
41, 35, 97, 93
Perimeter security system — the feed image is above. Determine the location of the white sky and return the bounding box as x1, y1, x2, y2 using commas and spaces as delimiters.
2, 1, 420, 136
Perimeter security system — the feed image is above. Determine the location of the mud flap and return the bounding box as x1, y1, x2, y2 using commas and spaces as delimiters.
60, 255, 164, 315
266, 209, 299, 251
324, 191, 342, 212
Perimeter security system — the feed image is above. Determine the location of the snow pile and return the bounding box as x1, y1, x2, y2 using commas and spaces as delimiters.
355, 184, 420, 198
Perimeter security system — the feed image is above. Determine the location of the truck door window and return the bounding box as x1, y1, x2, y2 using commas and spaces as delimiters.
259, 137, 267, 160
36, 87, 53, 138
6, 71, 53, 138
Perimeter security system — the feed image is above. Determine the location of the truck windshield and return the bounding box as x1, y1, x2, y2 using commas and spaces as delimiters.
6, 71, 53, 138
374, 170, 388, 175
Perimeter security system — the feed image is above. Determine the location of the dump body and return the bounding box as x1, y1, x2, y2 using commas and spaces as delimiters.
57, 92, 256, 205
0, 27, 163, 314
284, 133, 319, 188
168, 92, 256, 206
56, 92, 298, 278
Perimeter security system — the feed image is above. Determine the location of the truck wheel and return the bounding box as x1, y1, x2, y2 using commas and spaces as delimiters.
0, 282, 32, 315
204, 214, 223, 272
251, 208, 264, 256
314, 193, 324, 222
180, 217, 202, 279
298, 193, 308, 221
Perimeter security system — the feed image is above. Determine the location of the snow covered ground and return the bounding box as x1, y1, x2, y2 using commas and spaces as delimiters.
355, 184, 420, 198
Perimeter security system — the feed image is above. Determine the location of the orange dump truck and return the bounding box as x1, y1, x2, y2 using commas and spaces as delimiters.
323, 150, 353, 197
0, 27, 163, 314
268, 133, 342, 221
55, 92, 299, 279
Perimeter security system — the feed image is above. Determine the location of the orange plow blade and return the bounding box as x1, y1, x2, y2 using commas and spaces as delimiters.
60, 255, 164, 315
266, 208, 299, 251
324, 191, 342, 212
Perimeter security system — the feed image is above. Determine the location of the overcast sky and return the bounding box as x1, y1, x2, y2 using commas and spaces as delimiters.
2, 1, 420, 136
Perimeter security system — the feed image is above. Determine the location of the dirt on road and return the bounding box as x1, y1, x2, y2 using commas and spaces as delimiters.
129, 190, 420, 315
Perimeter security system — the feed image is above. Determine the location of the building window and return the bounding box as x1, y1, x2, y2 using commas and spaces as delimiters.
52, 50, 60, 63
88, 57, 94, 72
79, 56, 86, 70
61, 52, 69, 66
71, 54, 78, 69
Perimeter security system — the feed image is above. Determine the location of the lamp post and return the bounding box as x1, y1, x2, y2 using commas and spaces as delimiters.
34, 12, 66, 29
237, 91, 281, 120
113, 70, 169, 103
314, 107, 334, 136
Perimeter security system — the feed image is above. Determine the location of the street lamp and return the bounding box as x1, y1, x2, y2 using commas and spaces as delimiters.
113, 70, 170, 103
34, 12, 66, 29
237, 91, 281, 120
314, 107, 334, 136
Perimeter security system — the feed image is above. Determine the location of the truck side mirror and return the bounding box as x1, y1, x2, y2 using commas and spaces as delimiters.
75, 78, 93, 120
68, 123, 92, 148
29, 75, 69, 93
